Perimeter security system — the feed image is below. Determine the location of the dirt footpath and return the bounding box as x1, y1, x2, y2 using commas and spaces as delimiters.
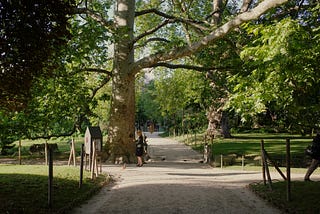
71, 132, 304, 214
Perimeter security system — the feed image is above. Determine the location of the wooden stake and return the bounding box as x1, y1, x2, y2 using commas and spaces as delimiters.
79, 144, 84, 188
286, 138, 291, 202
48, 147, 53, 209
18, 140, 21, 165
45, 140, 48, 165
68, 138, 76, 166
261, 140, 266, 185
91, 141, 96, 180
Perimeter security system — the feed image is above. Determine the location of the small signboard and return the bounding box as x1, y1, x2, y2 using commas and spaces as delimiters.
84, 126, 103, 154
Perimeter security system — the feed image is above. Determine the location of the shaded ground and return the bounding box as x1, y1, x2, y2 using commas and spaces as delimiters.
71, 132, 311, 214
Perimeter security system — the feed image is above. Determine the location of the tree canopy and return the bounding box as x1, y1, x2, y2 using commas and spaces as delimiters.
0, 0, 76, 111
226, 2, 320, 133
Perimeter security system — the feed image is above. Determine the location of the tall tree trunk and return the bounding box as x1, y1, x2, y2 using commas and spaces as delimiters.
221, 111, 231, 138
106, 0, 136, 163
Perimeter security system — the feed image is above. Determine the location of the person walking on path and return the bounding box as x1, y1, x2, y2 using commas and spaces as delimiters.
135, 130, 144, 167
305, 133, 320, 181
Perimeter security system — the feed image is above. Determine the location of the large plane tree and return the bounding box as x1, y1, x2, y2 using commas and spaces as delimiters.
92, 0, 288, 162
0, 0, 289, 162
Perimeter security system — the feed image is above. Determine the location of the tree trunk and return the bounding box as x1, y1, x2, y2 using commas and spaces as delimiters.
221, 111, 232, 138
106, 0, 136, 163
206, 105, 231, 138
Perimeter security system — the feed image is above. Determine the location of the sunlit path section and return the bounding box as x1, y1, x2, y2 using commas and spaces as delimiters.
71, 132, 283, 214
146, 132, 204, 163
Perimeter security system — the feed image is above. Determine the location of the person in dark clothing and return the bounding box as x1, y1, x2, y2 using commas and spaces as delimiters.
304, 133, 320, 181
135, 130, 144, 167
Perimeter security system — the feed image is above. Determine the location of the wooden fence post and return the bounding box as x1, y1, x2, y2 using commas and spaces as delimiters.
242, 155, 244, 170
68, 138, 76, 166
91, 141, 96, 180
48, 147, 53, 209
261, 140, 266, 185
18, 140, 21, 165
79, 144, 84, 188
45, 140, 48, 165
286, 138, 291, 201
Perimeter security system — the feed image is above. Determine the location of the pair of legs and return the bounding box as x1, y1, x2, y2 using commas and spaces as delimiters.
137, 156, 143, 166
304, 159, 319, 181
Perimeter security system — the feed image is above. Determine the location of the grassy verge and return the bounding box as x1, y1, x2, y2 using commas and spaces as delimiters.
175, 133, 313, 168
249, 181, 320, 213
0, 164, 110, 213
2, 137, 84, 160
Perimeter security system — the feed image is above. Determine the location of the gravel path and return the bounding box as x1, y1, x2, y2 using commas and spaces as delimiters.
71, 132, 305, 214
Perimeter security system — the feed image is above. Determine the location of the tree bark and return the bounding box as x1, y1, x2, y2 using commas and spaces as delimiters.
106, 0, 136, 163
221, 111, 232, 138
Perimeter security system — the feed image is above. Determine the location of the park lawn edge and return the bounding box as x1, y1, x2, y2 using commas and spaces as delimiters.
0, 164, 112, 213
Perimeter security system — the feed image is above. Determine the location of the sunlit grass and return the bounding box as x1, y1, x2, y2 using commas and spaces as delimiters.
176, 132, 312, 168
0, 164, 109, 213
249, 181, 320, 213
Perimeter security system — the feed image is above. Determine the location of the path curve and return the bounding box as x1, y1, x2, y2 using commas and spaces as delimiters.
71, 132, 293, 214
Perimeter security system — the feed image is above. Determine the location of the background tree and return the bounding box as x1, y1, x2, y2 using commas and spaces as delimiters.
226, 2, 320, 134
0, 0, 112, 151
153, 69, 212, 135
0, 0, 75, 111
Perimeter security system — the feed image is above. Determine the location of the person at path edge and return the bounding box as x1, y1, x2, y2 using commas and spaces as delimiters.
304, 133, 320, 181
135, 130, 144, 167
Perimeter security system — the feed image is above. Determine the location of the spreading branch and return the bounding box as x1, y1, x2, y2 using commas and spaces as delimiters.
135, 8, 211, 36
152, 62, 235, 72
70, 7, 114, 31
135, 37, 170, 49
133, 19, 173, 44
80, 67, 112, 76
132, 0, 289, 74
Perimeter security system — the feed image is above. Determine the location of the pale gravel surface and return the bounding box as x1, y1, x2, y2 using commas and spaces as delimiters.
71, 132, 311, 214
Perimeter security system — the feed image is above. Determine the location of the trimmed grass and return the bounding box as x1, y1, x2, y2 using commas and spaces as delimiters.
249, 181, 320, 213
11, 137, 84, 157
182, 133, 312, 156
176, 133, 312, 168
0, 164, 109, 213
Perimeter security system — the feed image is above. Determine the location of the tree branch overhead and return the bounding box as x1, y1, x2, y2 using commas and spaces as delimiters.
132, 0, 289, 74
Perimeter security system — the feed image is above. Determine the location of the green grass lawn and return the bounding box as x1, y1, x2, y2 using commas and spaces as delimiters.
1, 137, 85, 162
176, 132, 313, 168
0, 164, 109, 213
249, 181, 320, 213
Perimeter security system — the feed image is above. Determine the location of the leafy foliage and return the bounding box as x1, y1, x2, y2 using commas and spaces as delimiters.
0, 2, 113, 149
227, 7, 320, 132
153, 69, 212, 132
0, 0, 76, 111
